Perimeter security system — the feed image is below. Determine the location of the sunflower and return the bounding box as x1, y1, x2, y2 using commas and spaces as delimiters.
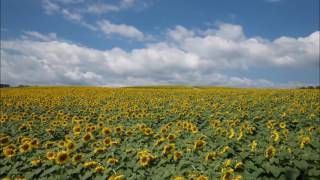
103, 137, 112, 146
160, 127, 168, 134
102, 127, 112, 136
205, 152, 218, 161
58, 140, 65, 148
233, 175, 243, 180
66, 140, 76, 152
235, 162, 244, 170
19, 142, 32, 153
47, 151, 56, 160
173, 176, 184, 180
271, 130, 280, 142
162, 144, 175, 155
107, 157, 119, 165
194, 140, 205, 150
265, 145, 276, 159
143, 128, 153, 136
167, 134, 176, 142
83, 161, 98, 168
73, 126, 81, 136
82, 133, 93, 143
30, 138, 40, 148
114, 126, 123, 134
94, 147, 106, 154
108, 175, 125, 180
250, 140, 257, 152
95, 165, 105, 173
211, 120, 221, 129
0, 136, 9, 147
279, 122, 286, 129
31, 159, 41, 166
191, 126, 198, 134
196, 175, 208, 180
139, 154, 150, 166
221, 168, 234, 180
55, 151, 69, 165
228, 128, 235, 139
224, 159, 232, 168
173, 151, 183, 161
46, 128, 55, 135
300, 136, 311, 149
72, 153, 83, 164
3, 145, 16, 158
154, 138, 165, 146
237, 130, 244, 141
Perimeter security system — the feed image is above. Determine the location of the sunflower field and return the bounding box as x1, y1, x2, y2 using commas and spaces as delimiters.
0, 87, 319, 180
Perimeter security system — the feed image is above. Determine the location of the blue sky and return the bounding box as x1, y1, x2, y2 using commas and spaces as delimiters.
1, 0, 319, 87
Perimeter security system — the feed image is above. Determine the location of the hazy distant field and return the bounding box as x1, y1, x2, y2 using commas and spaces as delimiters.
0, 87, 319, 180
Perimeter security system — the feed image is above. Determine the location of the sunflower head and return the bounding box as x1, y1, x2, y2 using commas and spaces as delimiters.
66, 140, 76, 151
19, 142, 32, 153
55, 151, 69, 165
94, 147, 106, 154
72, 153, 83, 164
47, 151, 56, 160
102, 127, 112, 136
107, 157, 119, 165
173, 151, 183, 161
265, 145, 276, 159
103, 137, 112, 146
139, 155, 150, 166
196, 175, 208, 180
143, 128, 153, 136
235, 162, 244, 170
167, 134, 176, 142
173, 176, 184, 180
83, 161, 98, 168
194, 140, 205, 150
279, 122, 286, 129
95, 165, 105, 173
31, 159, 41, 166
82, 133, 93, 143
3, 145, 16, 158
205, 152, 218, 161
73, 126, 81, 135
221, 168, 234, 180
160, 127, 168, 134
162, 144, 175, 155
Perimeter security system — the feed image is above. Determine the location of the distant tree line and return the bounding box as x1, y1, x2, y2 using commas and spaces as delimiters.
298, 86, 320, 89
0, 84, 10, 88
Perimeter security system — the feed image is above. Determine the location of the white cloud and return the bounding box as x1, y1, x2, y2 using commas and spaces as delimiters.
42, 0, 60, 14
86, 4, 120, 14
22, 31, 57, 41
1, 24, 319, 87
61, 9, 82, 22
97, 20, 149, 41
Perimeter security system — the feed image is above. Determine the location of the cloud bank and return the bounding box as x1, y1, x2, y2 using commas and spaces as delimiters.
1, 24, 319, 87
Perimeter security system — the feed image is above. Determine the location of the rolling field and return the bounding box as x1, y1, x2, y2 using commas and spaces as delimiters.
0, 87, 319, 180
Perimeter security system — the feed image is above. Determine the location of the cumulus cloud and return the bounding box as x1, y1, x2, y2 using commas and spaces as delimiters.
97, 20, 150, 41
1, 24, 319, 87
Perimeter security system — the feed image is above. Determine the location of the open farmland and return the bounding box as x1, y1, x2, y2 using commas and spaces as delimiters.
0, 87, 319, 180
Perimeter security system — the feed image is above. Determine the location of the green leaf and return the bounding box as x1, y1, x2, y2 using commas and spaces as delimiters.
308, 168, 320, 177
293, 160, 308, 170
80, 170, 94, 180
283, 167, 300, 180
41, 165, 59, 177
270, 165, 282, 178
